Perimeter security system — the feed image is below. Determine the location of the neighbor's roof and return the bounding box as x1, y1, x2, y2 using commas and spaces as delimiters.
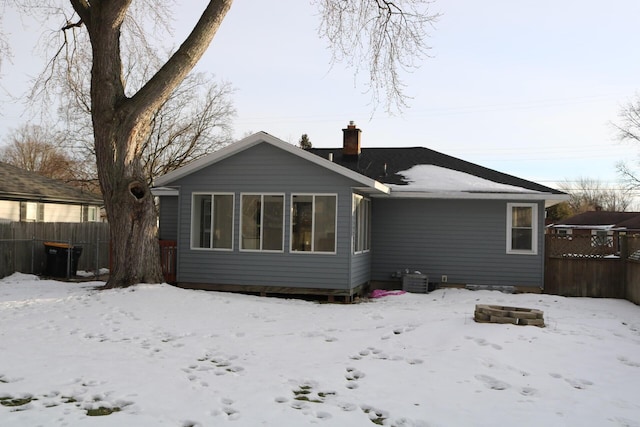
552, 211, 640, 229
616, 215, 640, 230
0, 162, 102, 205
307, 147, 567, 199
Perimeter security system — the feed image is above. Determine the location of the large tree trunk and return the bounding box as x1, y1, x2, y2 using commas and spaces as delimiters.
70, 0, 233, 287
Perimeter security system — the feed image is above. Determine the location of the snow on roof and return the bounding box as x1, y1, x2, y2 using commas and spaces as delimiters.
388, 165, 540, 193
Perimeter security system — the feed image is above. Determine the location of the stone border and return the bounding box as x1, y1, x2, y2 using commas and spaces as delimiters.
474, 304, 545, 327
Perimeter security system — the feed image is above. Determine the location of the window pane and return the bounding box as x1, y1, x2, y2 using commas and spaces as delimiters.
314, 196, 336, 252
242, 195, 261, 249
512, 206, 532, 227
354, 196, 371, 253
263, 195, 283, 250
364, 199, 371, 251
213, 195, 233, 249
193, 195, 212, 248
26, 202, 38, 221
292, 195, 313, 251
512, 228, 532, 250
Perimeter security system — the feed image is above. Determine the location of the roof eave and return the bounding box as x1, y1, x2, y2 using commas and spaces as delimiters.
150, 186, 180, 197
378, 191, 569, 203
0, 191, 103, 205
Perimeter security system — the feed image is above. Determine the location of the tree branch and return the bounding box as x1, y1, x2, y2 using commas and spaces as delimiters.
126, 0, 232, 125
62, 19, 84, 31
68, 0, 91, 24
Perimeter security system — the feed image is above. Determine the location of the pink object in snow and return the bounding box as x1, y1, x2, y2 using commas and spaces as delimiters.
370, 289, 407, 298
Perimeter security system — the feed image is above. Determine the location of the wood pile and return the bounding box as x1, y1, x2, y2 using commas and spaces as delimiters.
474, 304, 544, 327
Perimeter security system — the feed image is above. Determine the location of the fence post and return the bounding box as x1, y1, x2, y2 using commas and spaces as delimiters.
620, 233, 628, 297
67, 238, 72, 279
96, 239, 100, 278
31, 236, 35, 275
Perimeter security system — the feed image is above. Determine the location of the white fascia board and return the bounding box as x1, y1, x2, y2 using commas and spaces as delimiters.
353, 183, 391, 195
151, 186, 179, 196
376, 191, 568, 202
154, 131, 389, 194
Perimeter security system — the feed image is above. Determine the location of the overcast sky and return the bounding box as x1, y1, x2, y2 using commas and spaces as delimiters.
1, 1, 639, 198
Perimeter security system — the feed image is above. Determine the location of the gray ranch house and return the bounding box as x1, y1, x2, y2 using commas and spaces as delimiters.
153, 123, 567, 299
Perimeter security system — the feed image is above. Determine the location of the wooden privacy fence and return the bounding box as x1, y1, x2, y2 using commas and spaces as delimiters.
545, 234, 640, 304
0, 222, 110, 279
2, 223, 177, 284
159, 240, 177, 283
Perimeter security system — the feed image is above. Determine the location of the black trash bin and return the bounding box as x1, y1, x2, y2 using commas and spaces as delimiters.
44, 242, 83, 278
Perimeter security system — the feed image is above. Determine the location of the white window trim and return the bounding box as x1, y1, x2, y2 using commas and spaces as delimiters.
290, 193, 338, 254
190, 192, 235, 251
239, 193, 285, 253
506, 202, 538, 255
87, 206, 98, 222
353, 194, 371, 254
21, 201, 42, 222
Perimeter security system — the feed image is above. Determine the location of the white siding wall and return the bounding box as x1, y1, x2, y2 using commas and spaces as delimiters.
43, 204, 83, 222
0, 200, 87, 223
0, 200, 20, 222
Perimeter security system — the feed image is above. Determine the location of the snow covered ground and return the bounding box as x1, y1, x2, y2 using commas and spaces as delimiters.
1, 273, 639, 427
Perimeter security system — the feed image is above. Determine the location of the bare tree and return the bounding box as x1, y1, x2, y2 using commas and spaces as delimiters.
1, 125, 74, 179
314, 0, 439, 113
5, 0, 437, 287
47, 13, 236, 187
559, 178, 634, 213
62, 1, 234, 287
59, 61, 236, 186
613, 93, 640, 190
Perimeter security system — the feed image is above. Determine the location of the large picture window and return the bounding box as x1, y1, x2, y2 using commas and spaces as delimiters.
191, 193, 234, 250
291, 194, 336, 253
241, 194, 284, 251
353, 194, 371, 253
506, 203, 537, 254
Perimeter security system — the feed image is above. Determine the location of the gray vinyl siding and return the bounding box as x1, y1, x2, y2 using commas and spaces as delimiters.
371, 198, 545, 287
158, 196, 179, 240
351, 251, 371, 287
169, 142, 367, 291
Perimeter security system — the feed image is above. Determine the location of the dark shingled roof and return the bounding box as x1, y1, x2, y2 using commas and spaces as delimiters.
554, 211, 640, 228
306, 147, 564, 194
616, 215, 640, 230
0, 162, 102, 205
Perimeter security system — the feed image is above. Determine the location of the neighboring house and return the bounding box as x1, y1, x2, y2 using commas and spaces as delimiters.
548, 210, 640, 254
0, 162, 103, 223
153, 123, 568, 298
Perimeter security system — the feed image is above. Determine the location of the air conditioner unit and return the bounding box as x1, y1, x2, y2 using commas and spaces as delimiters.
402, 273, 429, 293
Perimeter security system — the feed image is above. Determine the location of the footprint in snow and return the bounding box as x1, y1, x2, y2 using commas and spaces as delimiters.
210, 397, 240, 420
345, 367, 365, 389
618, 356, 640, 368
565, 378, 593, 390
475, 374, 510, 390
467, 336, 503, 350
350, 347, 389, 360
519, 387, 538, 396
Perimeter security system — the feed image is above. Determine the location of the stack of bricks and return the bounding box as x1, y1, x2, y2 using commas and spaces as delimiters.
474, 304, 545, 327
